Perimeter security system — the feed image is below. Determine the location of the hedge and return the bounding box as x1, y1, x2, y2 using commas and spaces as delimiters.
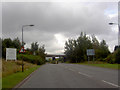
17, 54, 45, 65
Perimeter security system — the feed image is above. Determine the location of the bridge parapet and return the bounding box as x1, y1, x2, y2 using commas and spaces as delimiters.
46, 54, 65, 57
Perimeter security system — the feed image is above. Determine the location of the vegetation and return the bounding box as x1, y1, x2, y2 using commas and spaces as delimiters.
17, 54, 45, 65
2, 37, 22, 58
2, 37, 46, 65
105, 48, 120, 64
77, 61, 119, 69
2, 60, 37, 77
2, 59, 40, 88
1, 37, 46, 89
64, 32, 110, 63
2, 65, 40, 88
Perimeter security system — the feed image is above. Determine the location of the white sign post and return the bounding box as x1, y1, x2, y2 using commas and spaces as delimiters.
6, 48, 17, 61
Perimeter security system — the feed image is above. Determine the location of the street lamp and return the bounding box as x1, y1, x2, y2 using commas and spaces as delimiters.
21, 24, 34, 72
109, 22, 120, 46
109, 23, 116, 25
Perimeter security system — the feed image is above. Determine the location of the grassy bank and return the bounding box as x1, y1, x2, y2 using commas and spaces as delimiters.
76, 61, 119, 69
2, 60, 37, 77
2, 60, 41, 89
2, 65, 40, 89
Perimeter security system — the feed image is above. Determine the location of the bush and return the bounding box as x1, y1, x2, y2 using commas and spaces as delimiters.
17, 54, 45, 65
114, 48, 120, 63
105, 48, 120, 64
104, 54, 115, 64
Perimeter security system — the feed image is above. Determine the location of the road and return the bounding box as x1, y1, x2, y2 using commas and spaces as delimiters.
20, 63, 118, 88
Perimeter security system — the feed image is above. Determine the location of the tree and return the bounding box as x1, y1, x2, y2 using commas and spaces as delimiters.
64, 39, 76, 62
92, 35, 99, 49
2, 37, 22, 58
114, 48, 120, 63
12, 37, 22, 53
99, 40, 110, 59
31, 42, 39, 55
64, 32, 93, 63
37, 45, 45, 59
64, 32, 110, 63
2, 38, 13, 58
2, 38, 13, 48
12, 37, 21, 49
114, 45, 120, 51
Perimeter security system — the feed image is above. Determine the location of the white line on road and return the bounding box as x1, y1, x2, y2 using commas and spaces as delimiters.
78, 72, 92, 77
102, 80, 119, 87
65, 67, 68, 68
69, 68, 75, 72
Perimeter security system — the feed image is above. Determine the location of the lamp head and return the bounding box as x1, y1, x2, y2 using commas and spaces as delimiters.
29, 25, 34, 26
109, 23, 114, 25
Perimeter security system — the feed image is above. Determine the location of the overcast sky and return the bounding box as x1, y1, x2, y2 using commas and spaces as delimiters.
2, 1, 118, 54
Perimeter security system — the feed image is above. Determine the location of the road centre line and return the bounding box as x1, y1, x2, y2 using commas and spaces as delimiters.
67, 67, 92, 78
65, 66, 118, 87
78, 72, 92, 77
69, 68, 75, 71
102, 80, 119, 87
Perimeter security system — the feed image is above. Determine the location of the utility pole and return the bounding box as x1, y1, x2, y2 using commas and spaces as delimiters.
109, 23, 120, 46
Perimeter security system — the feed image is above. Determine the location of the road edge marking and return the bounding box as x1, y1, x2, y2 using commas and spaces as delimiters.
102, 80, 119, 87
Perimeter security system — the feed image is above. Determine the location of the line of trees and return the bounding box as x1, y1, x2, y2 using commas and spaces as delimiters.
2, 37, 22, 58
64, 32, 120, 63
25, 42, 46, 60
2, 37, 46, 64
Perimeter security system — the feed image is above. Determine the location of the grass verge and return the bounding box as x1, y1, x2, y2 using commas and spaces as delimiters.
2, 60, 38, 77
76, 61, 119, 69
2, 65, 40, 89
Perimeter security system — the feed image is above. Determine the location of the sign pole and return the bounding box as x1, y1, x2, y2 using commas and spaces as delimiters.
93, 55, 94, 63
22, 26, 24, 72
88, 56, 89, 63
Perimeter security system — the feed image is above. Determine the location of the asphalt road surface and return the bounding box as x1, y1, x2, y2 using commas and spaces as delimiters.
20, 63, 118, 88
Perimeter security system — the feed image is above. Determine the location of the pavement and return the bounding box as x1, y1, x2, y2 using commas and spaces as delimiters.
19, 63, 119, 88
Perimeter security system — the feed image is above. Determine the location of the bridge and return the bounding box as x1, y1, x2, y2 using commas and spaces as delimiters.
46, 54, 65, 57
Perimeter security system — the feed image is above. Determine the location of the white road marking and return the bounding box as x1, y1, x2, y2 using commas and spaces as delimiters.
69, 68, 75, 72
102, 80, 120, 87
65, 67, 68, 68
78, 72, 92, 77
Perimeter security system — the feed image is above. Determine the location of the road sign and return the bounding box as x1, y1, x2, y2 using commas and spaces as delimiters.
19, 47, 25, 53
6, 48, 16, 61
87, 49, 95, 56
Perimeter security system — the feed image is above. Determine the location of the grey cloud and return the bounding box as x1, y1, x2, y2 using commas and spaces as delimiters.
2, 2, 118, 53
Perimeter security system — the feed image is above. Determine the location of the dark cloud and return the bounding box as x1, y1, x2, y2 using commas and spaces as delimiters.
2, 2, 118, 53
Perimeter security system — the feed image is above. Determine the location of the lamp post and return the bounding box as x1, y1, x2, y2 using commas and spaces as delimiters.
109, 23, 120, 46
21, 24, 34, 72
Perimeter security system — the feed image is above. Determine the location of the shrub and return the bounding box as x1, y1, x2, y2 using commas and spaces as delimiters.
105, 48, 120, 64
114, 48, 120, 63
17, 54, 45, 65
104, 54, 115, 64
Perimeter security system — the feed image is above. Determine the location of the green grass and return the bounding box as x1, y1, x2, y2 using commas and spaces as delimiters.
75, 61, 119, 69
2, 60, 37, 77
2, 65, 40, 89
81, 63, 118, 69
